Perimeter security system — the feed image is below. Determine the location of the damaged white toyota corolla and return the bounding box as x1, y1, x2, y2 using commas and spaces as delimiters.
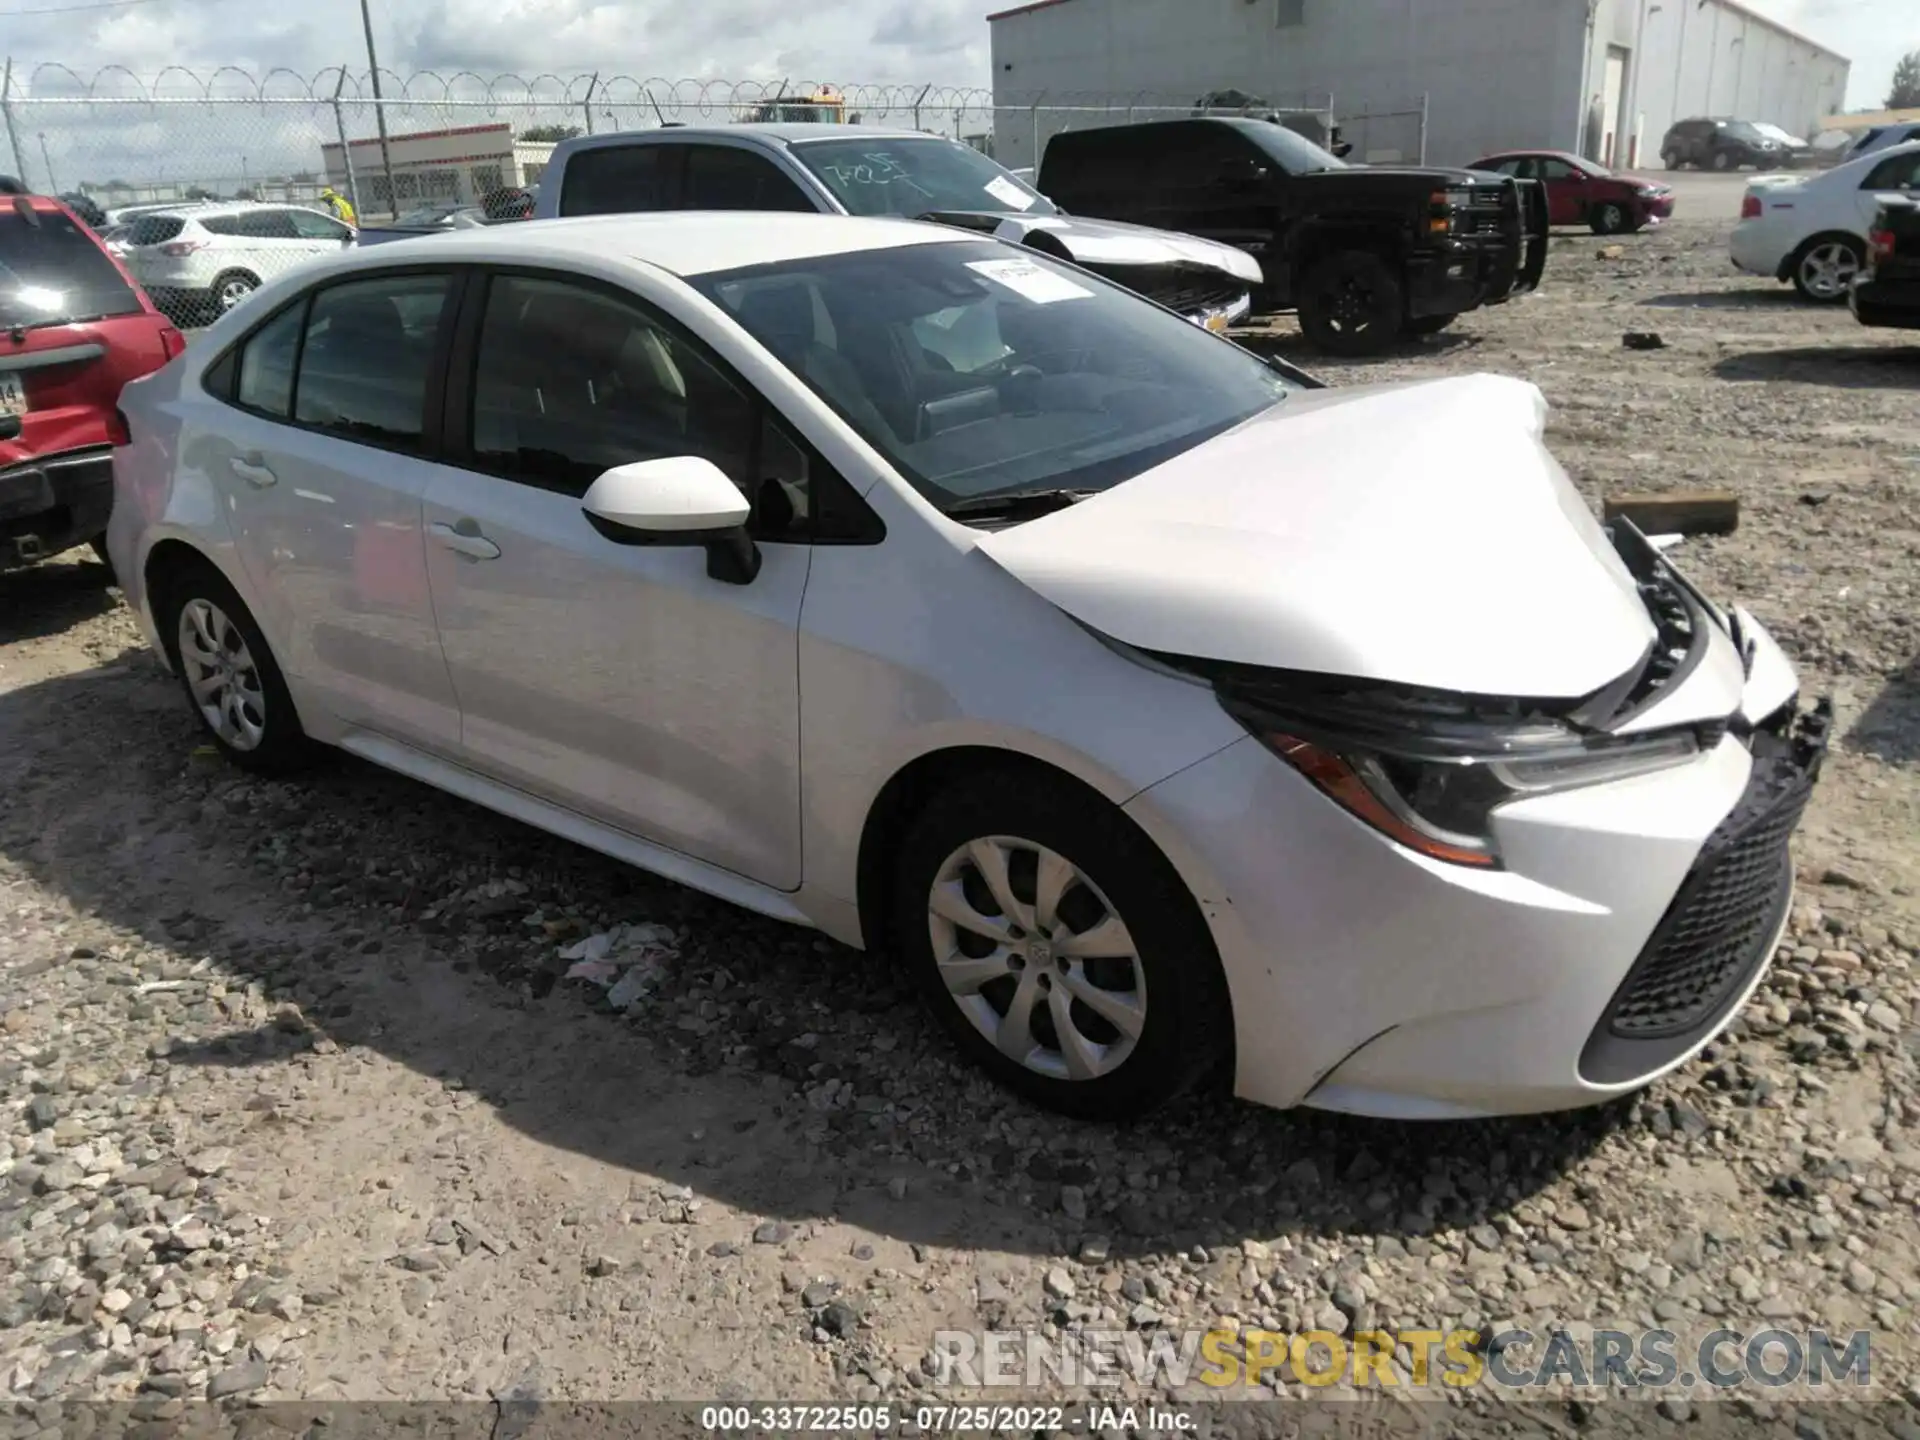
109, 214, 1828, 1121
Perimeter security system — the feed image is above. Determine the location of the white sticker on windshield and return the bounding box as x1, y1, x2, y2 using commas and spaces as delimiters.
966, 257, 1093, 304
984, 175, 1037, 211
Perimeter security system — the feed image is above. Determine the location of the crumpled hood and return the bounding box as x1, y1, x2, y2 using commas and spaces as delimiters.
938, 211, 1264, 288
974, 374, 1658, 699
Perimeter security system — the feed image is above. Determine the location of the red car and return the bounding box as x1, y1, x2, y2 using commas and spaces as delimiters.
1467, 150, 1676, 235
0, 191, 183, 571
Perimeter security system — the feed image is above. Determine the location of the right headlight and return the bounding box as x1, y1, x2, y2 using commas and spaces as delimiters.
1216, 677, 1703, 870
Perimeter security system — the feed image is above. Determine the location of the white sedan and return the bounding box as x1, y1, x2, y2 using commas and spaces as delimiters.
109, 213, 1826, 1122
1732, 139, 1920, 301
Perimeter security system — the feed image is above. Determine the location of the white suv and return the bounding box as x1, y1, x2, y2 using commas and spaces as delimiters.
121, 202, 356, 325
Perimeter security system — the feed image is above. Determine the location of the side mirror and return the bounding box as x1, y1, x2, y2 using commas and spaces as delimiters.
581, 456, 761, 584
1220, 156, 1267, 185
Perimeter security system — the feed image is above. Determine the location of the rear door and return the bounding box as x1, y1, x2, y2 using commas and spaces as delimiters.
196, 268, 463, 750
236, 209, 316, 282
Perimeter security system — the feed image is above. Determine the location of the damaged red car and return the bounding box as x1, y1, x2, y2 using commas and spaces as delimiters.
1469, 150, 1676, 236
0, 191, 184, 572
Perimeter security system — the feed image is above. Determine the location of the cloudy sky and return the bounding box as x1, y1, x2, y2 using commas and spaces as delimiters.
5, 0, 1907, 106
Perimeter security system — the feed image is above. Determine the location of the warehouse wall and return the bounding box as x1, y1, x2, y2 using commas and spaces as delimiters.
989, 0, 1850, 175
1601, 0, 1851, 167
989, 0, 1589, 171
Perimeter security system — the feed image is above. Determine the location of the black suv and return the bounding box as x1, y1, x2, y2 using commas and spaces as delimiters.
1036, 118, 1548, 355
1661, 118, 1806, 171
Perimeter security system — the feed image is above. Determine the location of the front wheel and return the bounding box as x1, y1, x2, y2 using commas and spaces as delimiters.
1790, 236, 1863, 303
155, 560, 317, 773
1590, 202, 1629, 236
1296, 251, 1405, 357
891, 770, 1231, 1120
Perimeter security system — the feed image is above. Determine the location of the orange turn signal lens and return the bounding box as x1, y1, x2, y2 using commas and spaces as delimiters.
1265, 733, 1498, 868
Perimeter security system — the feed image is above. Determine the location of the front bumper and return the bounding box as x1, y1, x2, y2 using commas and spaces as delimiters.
0, 446, 114, 569
1124, 578, 1818, 1119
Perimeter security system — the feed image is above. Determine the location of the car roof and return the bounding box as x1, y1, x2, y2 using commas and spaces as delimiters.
567, 123, 931, 149
177, 200, 313, 218
334, 211, 968, 278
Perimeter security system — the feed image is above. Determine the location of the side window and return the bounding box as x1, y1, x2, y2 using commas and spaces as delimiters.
1157, 124, 1241, 188
289, 209, 348, 241
232, 301, 305, 417
201, 216, 241, 237
681, 146, 816, 211
1537, 159, 1577, 180
1864, 152, 1920, 190
292, 273, 453, 450
559, 145, 671, 216
468, 275, 755, 500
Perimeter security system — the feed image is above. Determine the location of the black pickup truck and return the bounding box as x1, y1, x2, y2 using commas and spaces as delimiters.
1037, 117, 1549, 355
1851, 197, 1920, 331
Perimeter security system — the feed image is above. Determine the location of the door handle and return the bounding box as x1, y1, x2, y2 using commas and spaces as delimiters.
429, 519, 501, 561
228, 453, 277, 489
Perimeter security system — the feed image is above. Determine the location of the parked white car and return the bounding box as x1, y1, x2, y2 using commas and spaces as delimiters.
1731, 139, 1920, 301
119, 201, 357, 324
109, 214, 1826, 1122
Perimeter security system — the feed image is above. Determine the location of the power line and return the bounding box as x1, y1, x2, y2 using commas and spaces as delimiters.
0, 0, 179, 15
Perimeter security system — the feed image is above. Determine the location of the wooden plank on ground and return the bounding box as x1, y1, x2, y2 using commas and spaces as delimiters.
1603, 491, 1740, 537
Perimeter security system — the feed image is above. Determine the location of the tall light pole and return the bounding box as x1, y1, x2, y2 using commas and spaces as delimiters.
359, 0, 398, 218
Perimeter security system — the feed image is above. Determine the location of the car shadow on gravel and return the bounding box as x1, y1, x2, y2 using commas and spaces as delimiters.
1712, 345, 1920, 387
0, 555, 118, 643
1849, 662, 1920, 766
0, 653, 1624, 1260
1232, 327, 1483, 371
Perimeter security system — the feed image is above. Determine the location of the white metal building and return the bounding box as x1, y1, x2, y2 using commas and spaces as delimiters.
319, 122, 556, 213
988, 0, 1851, 171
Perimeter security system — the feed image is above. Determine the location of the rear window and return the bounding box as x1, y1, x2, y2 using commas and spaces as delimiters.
0, 205, 144, 328
125, 215, 185, 246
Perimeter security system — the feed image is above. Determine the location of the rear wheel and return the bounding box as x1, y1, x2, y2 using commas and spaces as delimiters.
210, 270, 260, 317
1590, 202, 1629, 236
1661, 150, 1682, 171
154, 560, 317, 773
1297, 250, 1405, 357
1710, 150, 1735, 172
891, 770, 1230, 1120
1789, 236, 1863, 303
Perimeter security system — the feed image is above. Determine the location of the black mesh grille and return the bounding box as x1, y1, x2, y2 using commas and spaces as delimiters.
1583, 706, 1828, 1084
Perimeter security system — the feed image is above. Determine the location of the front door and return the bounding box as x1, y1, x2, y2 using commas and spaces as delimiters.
1535, 157, 1588, 227
421, 269, 809, 889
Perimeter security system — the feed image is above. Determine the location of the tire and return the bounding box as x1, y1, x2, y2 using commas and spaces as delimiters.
1710, 150, 1734, 172
1405, 313, 1456, 336
890, 769, 1231, 1121
1788, 235, 1864, 304
88, 533, 116, 581
1296, 250, 1405, 357
1590, 202, 1628, 236
1661, 151, 1682, 171
153, 559, 317, 773
210, 270, 260, 317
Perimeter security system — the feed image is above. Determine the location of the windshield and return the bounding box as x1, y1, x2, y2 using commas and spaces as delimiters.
1724, 122, 1768, 141
693, 239, 1299, 514
0, 206, 144, 328
791, 137, 1060, 219
1232, 120, 1347, 174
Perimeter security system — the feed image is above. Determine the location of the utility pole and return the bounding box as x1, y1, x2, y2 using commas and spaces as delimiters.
36, 131, 54, 193
358, 0, 398, 219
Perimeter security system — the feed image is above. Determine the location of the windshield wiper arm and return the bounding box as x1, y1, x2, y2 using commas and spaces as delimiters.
944, 488, 1095, 520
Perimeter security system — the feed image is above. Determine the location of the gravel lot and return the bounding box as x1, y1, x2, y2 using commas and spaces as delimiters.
2, 184, 1917, 1426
